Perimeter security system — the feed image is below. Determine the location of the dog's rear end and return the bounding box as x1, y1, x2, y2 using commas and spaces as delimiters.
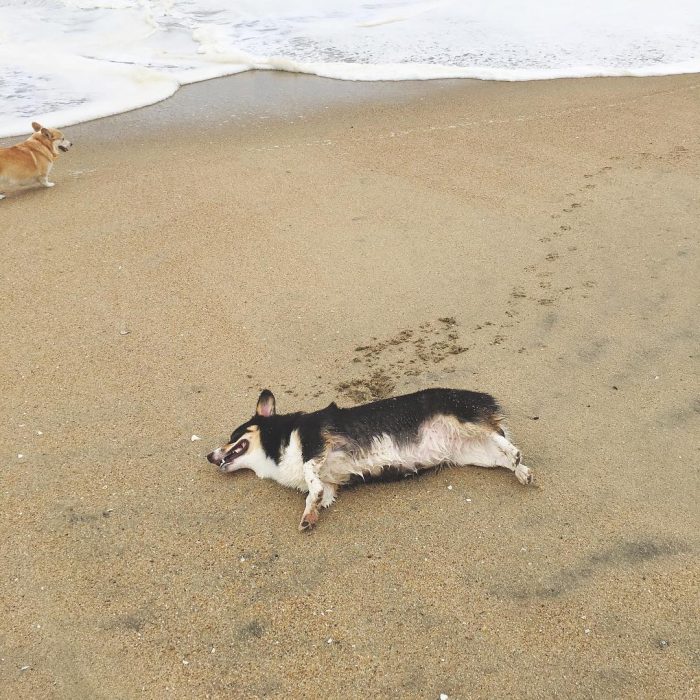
320, 388, 531, 487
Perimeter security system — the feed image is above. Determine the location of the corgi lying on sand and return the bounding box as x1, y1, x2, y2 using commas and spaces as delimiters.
0, 122, 72, 199
208, 388, 533, 531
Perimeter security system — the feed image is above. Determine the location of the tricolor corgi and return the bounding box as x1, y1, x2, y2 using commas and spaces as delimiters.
207, 388, 533, 531
0, 122, 72, 200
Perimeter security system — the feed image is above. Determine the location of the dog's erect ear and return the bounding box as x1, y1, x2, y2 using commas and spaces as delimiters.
31, 122, 42, 132
41, 127, 52, 139
256, 390, 276, 417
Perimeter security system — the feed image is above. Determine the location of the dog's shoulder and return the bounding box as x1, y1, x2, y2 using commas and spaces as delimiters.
291, 402, 343, 459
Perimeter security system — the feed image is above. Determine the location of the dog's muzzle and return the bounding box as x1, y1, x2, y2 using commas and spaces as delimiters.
207, 450, 224, 466
207, 439, 249, 470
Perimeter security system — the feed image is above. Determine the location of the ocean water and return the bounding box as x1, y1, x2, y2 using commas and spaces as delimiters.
1, 0, 699, 137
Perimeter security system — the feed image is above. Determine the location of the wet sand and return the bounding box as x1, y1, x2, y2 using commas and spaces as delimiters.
1, 72, 698, 699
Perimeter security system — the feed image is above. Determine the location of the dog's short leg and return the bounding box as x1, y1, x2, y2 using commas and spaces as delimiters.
320, 483, 338, 508
0, 193, 5, 200
299, 460, 325, 531
492, 433, 533, 484
38, 177, 55, 188
455, 432, 533, 485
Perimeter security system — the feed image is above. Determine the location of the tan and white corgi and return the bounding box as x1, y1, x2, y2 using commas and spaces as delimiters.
0, 122, 72, 199
208, 388, 533, 531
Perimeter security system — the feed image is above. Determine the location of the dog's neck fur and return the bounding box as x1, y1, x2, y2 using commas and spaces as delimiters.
23, 135, 56, 163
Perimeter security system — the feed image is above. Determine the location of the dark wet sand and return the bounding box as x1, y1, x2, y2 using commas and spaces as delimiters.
1, 72, 699, 699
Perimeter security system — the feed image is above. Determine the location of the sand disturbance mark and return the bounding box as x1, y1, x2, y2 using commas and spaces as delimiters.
260, 319, 469, 405
490, 142, 696, 353
489, 150, 657, 350
334, 317, 468, 402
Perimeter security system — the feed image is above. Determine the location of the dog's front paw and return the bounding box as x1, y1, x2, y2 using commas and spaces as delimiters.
299, 510, 319, 532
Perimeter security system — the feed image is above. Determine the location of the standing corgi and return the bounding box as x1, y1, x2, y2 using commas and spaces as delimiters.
0, 122, 72, 199
207, 388, 533, 531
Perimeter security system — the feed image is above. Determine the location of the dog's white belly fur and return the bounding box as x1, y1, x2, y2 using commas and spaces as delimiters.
323, 415, 511, 485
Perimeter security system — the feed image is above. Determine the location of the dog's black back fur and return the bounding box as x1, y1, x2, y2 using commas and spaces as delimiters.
329, 388, 501, 448
235, 388, 502, 464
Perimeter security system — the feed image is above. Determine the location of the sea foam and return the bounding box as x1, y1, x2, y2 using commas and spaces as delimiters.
1, 0, 699, 137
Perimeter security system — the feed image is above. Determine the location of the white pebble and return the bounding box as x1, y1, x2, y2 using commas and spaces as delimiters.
440, 694, 449, 700
447, 485, 453, 490
17, 454, 24, 459
191, 435, 202, 442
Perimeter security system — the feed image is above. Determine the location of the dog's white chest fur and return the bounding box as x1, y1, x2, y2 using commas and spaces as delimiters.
250, 430, 307, 491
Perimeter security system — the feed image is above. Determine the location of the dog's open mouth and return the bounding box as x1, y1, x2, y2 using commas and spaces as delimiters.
58, 145, 69, 152
220, 439, 249, 470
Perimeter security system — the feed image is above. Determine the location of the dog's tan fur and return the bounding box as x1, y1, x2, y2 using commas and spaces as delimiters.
0, 122, 72, 199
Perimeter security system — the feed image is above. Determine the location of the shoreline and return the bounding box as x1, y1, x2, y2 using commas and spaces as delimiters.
3, 70, 699, 148
1, 72, 698, 698
4, 61, 700, 140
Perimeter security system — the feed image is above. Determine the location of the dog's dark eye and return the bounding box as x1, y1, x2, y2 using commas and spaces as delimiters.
232, 439, 249, 456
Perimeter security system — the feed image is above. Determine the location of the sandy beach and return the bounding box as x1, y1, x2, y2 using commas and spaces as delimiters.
1, 72, 698, 699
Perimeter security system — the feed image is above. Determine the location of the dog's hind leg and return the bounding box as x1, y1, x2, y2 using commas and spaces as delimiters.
454, 430, 533, 485
299, 460, 326, 531
38, 176, 55, 188
491, 433, 533, 484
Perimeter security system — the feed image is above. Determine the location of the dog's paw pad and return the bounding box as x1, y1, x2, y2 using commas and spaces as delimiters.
299, 511, 318, 531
